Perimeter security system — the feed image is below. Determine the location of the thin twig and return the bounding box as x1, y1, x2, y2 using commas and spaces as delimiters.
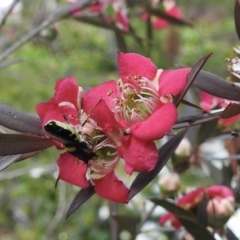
0, 58, 23, 69
0, 163, 56, 180
0, 0, 20, 30
44, 182, 67, 239
0, 0, 93, 63
109, 201, 118, 240
134, 203, 156, 238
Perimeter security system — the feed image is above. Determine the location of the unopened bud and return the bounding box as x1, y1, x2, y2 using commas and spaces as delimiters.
207, 197, 235, 227
159, 173, 180, 196
175, 138, 191, 156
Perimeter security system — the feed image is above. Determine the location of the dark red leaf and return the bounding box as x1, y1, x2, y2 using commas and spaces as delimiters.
226, 227, 239, 240
196, 119, 219, 144
196, 192, 208, 227
0, 151, 40, 171
66, 185, 95, 219
0, 103, 43, 135
128, 128, 188, 201
115, 30, 128, 52
174, 109, 222, 129
235, 0, 240, 41
174, 53, 212, 107
147, 7, 192, 27
220, 103, 240, 119
193, 71, 240, 101
150, 198, 215, 240
0, 134, 53, 155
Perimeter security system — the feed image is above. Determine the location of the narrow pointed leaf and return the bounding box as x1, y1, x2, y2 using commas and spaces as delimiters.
220, 103, 240, 118
0, 151, 40, 171
146, 14, 153, 46
174, 109, 223, 129
112, 214, 139, 236
174, 53, 212, 106
128, 128, 188, 201
74, 16, 143, 42
196, 192, 208, 227
196, 118, 219, 144
234, 0, 240, 41
66, 185, 95, 219
193, 71, 240, 101
151, 199, 215, 240
0, 103, 43, 135
0, 155, 21, 171
150, 198, 195, 220
115, 30, 128, 52
181, 99, 203, 110
147, 7, 192, 27
226, 227, 239, 240
0, 134, 53, 155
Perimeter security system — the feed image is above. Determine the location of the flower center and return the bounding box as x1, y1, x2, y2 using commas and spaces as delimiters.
74, 116, 120, 181
112, 76, 159, 125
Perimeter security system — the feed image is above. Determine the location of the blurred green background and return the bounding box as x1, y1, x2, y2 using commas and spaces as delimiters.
0, 0, 238, 239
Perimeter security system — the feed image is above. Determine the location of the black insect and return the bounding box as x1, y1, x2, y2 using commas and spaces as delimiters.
44, 120, 96, 165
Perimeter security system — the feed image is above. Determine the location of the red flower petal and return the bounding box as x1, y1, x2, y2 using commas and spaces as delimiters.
200, 91, 222, 111
178, 188, 204, 208
158, 68, 190, 96
207, 185, 234, 199
219, 114, 240, 125
118, 53, 157, 83
118, 135, 158, 173
53, 76, 80, 110
83, 80, 118, 109
116, 11, 129, 31
94, 171, 129, 203
159, 213, 182, 228
57, 153, 89, 188
83, 92, 119, 132
130, 103, 177, 141
37, 103, 78, 126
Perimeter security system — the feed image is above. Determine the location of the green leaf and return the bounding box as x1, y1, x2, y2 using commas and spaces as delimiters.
66, 185, 95, 219
0, 102, 43, 135
128, 128, 188, 201
0, 134, 53, 155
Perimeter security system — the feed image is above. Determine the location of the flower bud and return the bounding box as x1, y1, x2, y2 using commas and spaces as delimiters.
159, 172, 180, 196
207, 197, 235, 228
175, 138, 191, 156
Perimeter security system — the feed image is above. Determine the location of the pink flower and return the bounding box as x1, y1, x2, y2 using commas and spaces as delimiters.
36, 52, 189, 203
199, 91, 223, 112
36, 76, 129, 203
84, 52, 190, 174
200, 91, 240, 125
159, 185, 235, 228
141, 0, 182, 30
